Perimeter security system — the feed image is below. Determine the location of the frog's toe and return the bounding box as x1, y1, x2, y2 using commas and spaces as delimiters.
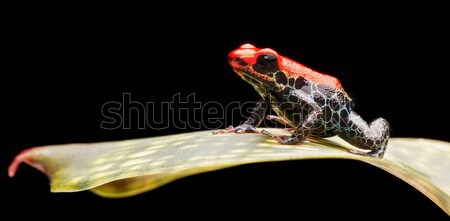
212, 126, 233, 134
276, 136, 303, 145
348, 145, 387, 159
261, 130, 303, 145
212, 125, 258, 135
234, 124, 258, 133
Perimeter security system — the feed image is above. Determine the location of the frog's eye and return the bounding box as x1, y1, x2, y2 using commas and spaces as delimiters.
254, 54, 278, 74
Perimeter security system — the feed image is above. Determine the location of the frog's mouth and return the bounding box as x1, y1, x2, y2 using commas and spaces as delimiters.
233, 67, 284, 92
233, 68, 263, 86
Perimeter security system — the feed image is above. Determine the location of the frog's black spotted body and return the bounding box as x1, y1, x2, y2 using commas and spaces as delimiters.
272, 71, 353, 137
215, 44, 389, 158
270, 71, 389, 158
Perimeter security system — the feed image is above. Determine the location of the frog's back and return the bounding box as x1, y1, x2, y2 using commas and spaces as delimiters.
280, 56, 343, 90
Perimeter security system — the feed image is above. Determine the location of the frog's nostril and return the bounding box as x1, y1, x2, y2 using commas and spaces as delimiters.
239, 44, 255, 49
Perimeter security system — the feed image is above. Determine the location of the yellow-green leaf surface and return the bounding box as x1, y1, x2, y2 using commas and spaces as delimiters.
9, 129, 450, 215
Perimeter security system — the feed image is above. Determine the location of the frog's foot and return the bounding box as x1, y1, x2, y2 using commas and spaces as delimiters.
212, 124, 258, 134
348, 144, 387, 159
261, 129, 305, 145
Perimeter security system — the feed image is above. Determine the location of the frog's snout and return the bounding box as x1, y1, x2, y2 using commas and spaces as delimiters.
228, 43, 257, 68
229, 57, 248, 67
228, 51, 249, 68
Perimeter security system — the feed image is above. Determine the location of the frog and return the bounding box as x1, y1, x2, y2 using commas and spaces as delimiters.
214, 44, 389, 158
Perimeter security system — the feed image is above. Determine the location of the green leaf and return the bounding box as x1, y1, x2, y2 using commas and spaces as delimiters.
9, 129, 450, 215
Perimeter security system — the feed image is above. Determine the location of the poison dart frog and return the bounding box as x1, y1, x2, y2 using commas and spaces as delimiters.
214, 44, 389, 158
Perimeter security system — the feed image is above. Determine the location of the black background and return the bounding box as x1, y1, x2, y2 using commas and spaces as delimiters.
1, 9, 449, 219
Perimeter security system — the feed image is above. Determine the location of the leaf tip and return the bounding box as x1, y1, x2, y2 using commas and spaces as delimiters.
8, 148, 38, 177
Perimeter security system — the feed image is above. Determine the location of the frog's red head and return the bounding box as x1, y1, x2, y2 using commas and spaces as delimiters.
228, 44, 342, 91
228, 44, 284, 91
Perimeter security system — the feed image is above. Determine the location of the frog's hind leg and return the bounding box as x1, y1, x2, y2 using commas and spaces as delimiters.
340, 112, 389, 158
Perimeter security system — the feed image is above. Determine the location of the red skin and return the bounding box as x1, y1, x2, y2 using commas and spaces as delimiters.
228, 44, 343, 90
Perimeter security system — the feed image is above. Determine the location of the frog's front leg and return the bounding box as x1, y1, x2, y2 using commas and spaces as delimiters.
265, 115, 294, 131
213, 95, 269, 134
340, 112, 389, 158
262, 90, 322, 144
